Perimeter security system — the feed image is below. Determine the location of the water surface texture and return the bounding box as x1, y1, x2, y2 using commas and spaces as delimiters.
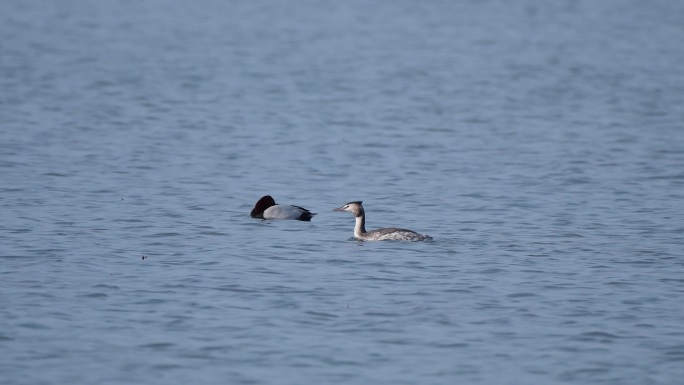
2, 0, 684, 384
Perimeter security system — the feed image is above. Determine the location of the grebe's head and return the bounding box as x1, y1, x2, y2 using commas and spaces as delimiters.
333, 201, 364, 217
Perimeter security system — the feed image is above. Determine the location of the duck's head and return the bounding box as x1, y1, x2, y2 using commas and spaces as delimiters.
250, 195, 276, 218
333, 201, 364, 217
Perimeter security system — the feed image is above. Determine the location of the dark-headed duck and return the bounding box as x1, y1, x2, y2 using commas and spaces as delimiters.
251, 195, 316, 221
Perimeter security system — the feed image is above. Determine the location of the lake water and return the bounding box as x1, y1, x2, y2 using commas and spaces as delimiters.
2, 0, 684, 384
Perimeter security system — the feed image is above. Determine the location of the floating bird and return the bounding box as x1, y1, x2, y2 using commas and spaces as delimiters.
250, 195, 316, 221
334, 201, 432, 241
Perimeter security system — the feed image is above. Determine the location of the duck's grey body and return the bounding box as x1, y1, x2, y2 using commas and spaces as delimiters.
334, 201, 432, 241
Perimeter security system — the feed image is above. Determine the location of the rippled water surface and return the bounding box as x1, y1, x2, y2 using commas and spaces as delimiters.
2, 0, 684, 384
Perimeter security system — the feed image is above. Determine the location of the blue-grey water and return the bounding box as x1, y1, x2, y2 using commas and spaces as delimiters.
2, 0, 684, 384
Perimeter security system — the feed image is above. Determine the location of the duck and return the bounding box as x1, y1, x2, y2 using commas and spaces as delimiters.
333, 201, 432, 241
250, 195, 316, 221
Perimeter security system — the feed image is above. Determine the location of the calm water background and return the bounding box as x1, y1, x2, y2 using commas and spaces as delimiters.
2, 0, 684, 384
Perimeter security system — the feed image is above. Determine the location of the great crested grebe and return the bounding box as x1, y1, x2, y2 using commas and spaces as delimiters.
334, 201, 432, 241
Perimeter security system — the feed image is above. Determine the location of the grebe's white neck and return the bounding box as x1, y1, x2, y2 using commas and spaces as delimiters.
354, 210, 366, 238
